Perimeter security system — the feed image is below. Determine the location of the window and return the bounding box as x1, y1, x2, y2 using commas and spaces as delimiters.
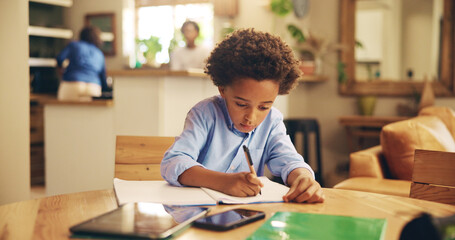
136, 3, 214, 65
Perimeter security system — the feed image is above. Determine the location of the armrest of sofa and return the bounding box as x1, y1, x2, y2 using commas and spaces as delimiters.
335, 146, 411, 197
349, 145, 386, 179
333, 177, 411, 197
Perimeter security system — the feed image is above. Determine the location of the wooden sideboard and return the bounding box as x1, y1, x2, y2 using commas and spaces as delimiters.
339, 115, 409, 152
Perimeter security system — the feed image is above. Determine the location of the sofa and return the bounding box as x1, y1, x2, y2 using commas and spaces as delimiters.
334, 106, 455, 197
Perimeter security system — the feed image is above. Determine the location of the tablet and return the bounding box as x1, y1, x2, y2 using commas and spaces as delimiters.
70, 202, 209, 239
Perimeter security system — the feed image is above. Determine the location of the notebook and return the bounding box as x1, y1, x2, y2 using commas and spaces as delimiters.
246, 212, 387, 240
113, 176, 289, 206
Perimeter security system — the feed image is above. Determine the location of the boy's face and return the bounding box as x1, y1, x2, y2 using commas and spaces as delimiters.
218, 78, 279, 133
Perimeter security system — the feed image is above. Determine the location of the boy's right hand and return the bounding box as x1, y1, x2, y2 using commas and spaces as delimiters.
221, 172, 263, 197
177, 166, 263, 197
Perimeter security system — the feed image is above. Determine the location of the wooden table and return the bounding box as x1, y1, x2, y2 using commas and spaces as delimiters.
1, 188, 455, 240
339, 115, 409, 152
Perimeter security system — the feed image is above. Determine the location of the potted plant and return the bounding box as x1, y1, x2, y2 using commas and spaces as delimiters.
270, 0, 343, 76
136, 35, 162, 68
286, 24, 315, 75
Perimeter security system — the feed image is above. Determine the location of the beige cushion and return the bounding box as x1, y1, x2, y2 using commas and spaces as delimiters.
419, 106, 455, 139
381, 116, 455, 180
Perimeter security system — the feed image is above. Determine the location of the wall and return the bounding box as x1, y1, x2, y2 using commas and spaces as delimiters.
0, 0, 30, 204
382, 0, 402, 80
402, 0, 434, 80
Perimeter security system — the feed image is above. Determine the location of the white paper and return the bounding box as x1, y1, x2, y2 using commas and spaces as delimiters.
201, 176, 289, 204
113, 176, 289, 206
113, 178, 217, 206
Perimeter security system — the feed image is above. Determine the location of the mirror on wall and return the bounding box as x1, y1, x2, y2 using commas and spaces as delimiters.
85, 13, 116, 56
339, 0, 455, 96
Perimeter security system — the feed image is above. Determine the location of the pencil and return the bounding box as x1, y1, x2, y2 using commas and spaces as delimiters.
242, 145, 262, 195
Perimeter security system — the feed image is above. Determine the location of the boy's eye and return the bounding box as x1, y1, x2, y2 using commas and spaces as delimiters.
236, 102, 247, 107
259, 106, 270, 110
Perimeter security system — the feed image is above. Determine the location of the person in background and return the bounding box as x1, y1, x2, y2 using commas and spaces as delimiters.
161, 29, 324, 203
170, 20, 211, 71
56, 26, 108, 101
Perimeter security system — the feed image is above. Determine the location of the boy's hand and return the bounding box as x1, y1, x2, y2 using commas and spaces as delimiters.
221, 172, 264, 197
177, 166, 263, 197
283, 168, 324, 203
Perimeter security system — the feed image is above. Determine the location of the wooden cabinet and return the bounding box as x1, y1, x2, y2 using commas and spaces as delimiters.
30, 101, 45, 185
28, 0, 73, 185
30, 103, 44, 144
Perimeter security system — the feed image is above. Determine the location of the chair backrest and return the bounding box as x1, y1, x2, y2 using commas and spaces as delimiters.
115, 135, 175, 180
410, 149, 455, 205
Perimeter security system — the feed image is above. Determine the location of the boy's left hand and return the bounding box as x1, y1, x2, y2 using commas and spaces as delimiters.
283, 168, 325, 203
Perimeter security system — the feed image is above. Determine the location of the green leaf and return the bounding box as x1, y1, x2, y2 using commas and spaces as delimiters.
337, 61, 347, 84
136, 35, 162, 63
287, 24, 306, 43
270, 0, 293, 17
355, 40, 364, 49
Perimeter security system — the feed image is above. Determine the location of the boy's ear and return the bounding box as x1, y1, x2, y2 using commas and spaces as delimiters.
218, 86, 226, 98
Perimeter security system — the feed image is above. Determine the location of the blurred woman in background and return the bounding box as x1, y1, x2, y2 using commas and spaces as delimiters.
56, 26, 108, 101
170, 20, 211, 71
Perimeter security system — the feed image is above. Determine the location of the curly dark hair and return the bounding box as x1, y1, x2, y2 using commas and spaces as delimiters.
80, 26, 102, 48
205, 28, 301, 95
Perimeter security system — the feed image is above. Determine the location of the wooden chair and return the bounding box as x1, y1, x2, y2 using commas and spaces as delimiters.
410, 149, 455, 205
115, 136, 175, 180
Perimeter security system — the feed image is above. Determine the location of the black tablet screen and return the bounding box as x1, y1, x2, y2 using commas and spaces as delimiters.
70, 202, 208, 239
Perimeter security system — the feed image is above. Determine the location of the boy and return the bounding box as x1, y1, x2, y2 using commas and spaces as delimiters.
161, 29, 324, 203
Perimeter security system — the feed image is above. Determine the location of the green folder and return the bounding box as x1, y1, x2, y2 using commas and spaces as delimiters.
247, 212, 387, 240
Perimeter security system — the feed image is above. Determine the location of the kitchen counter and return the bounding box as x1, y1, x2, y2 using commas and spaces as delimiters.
30, 93, 113, 106
107, 68, 207, 78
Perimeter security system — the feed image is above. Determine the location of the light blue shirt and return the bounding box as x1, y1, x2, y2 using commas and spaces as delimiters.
161, 95, 314, 186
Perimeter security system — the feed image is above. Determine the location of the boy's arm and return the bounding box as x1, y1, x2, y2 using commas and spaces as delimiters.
265, 117, 314, 184
178, 166, 263, 197
160, 107, 209, 186
283, 168, 325, 203
263, 113, 322, 203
